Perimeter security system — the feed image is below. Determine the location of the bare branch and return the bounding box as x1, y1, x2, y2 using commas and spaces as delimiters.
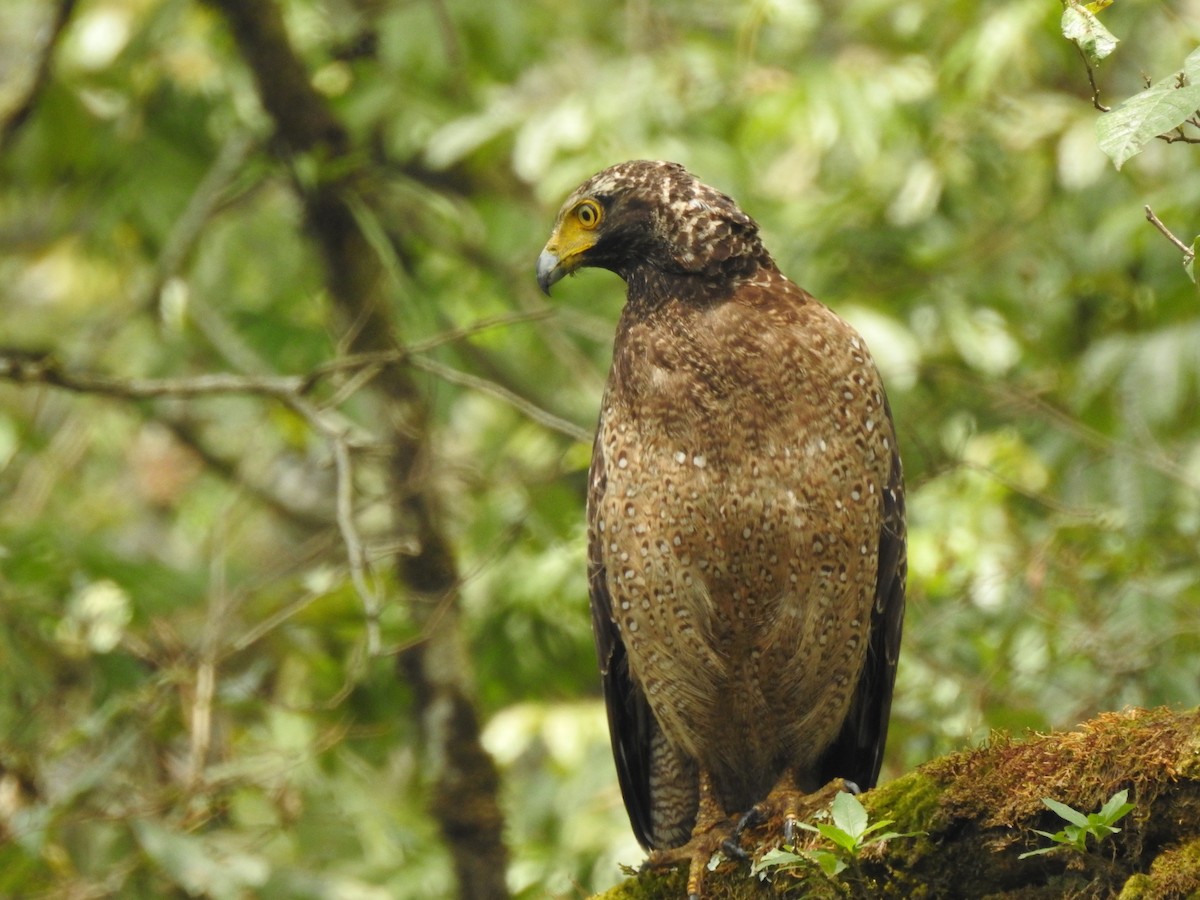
200, 1, 510, 889
1144, 205, 1196, 266
1156, 128, 1200, 145
0, 0, 78, 151
0, 350, 381, 649
160, 415, 334, 530
0, 354, 305, 400
330, 430, 383, 654
305, 307, 557, 388
409, 354, 592, 443
1073, 41, 1110, 112
0, 307, 586, 661
986, 374, 1200, 494
140, 132, 258, 315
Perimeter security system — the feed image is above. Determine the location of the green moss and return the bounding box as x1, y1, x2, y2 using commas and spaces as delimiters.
1117, 874, 1153, 899
591, 866, 688, 900
925, 707, 1200, 835
590, 859, 782, 899
858, 770, 947, 874
1143, 837, 1200, 898
866, 770, 948, 834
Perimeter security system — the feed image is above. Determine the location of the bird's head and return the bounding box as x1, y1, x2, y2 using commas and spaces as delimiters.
536, 160, 770, 295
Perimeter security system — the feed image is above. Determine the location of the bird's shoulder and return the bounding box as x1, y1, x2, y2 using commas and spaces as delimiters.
610, 269, 876, 406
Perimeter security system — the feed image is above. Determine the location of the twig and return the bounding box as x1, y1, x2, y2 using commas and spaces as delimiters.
409, 355, 592, 443
199, 2, 510, 889
0, 325, 590, 449
1073, 41, 1110, 113
410, 307, 557, 352
0, 334, 589, 658
230, 584, 328, 654
0, 355, 305, 399
330, 431, 382, 654
321, 361, 386, 409
0, 0, 78, 151
1143, 205, 1196, 265
304, 307, 556, 389
160, 415, 334, 529
140, 131, 257, 315
188, 657, 216, 789
1156, 129, 1200, 145
985, 374, 1200, 493
0, 351, 381, 649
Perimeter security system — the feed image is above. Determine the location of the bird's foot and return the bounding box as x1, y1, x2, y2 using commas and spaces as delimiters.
732, 776, 853, 848
642, 814, 744, 900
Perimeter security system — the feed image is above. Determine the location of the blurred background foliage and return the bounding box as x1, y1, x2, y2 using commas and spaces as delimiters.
1, 0, 1198, 897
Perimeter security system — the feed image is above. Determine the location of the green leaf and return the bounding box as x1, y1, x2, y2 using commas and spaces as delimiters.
1019, 845, 1063, 859
1062, 824, 1088, 847
1031, 829, 1065, 842
866, 830, 921, 845
807, 849, 848, 877
1042, 797, 1091, 828
1061, 3, 1119, 66
1023, 791, 1137, 861
830, 790, 870, 839
752, 847, 808, 877
1086, 820, 1120, 838
815, 823, 860, 854
1097, 48, 1200, 169
1098, 789, 1135, 824
860, 818, 898, 837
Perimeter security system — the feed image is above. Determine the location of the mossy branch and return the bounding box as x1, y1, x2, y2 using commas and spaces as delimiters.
595, 706, 1200, 899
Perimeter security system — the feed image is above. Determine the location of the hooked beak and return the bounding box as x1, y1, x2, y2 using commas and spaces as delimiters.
536, 249, 566, 295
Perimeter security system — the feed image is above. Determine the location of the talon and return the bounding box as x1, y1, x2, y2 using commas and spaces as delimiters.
782, 816, 799, 845
645, 770, 748, 900
843, 779, 862, 796
733, 804, 767, 837
720, 837, 749, 860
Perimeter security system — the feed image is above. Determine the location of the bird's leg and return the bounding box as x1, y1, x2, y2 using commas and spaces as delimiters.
732, 771, 851, 847
643, 769, 740, 900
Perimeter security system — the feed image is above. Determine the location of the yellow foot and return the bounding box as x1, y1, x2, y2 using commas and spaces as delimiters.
734, 777, 853, 847
642, 815, 744, 900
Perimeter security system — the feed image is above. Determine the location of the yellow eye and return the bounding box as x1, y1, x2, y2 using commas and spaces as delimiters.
575, 199, 602, 229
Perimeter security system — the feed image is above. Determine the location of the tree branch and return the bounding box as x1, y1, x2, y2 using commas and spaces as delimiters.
1156, 129, 1200, 145
1072, 40, 1110, 113
1144, 204, 1197, 267
602, 707, 1200, 898
0, 354, 304, 400
139, 131, 258, 316
410, 355, 592, 443
0, 348, 383, 649
197, 1, 510, 894
0, 0, 78, 152
0, 332, 587, 660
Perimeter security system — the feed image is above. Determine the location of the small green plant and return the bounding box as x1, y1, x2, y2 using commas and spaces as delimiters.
1019, 789, 1135, 859
753, 791, 923, 882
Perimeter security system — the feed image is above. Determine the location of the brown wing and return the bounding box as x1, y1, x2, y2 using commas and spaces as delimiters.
586, 426, 657, 848
818, 391, 907, 791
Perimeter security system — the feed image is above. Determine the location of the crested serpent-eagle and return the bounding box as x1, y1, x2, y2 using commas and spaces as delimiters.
537, 160, 906, 897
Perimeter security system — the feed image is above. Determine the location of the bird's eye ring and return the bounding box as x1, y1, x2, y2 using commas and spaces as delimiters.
575, 200, 602, 229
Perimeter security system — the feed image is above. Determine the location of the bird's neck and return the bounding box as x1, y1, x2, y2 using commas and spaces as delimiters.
623, 255, 778, 312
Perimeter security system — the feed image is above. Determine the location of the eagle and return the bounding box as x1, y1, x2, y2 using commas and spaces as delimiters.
537, 160, 906, 897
